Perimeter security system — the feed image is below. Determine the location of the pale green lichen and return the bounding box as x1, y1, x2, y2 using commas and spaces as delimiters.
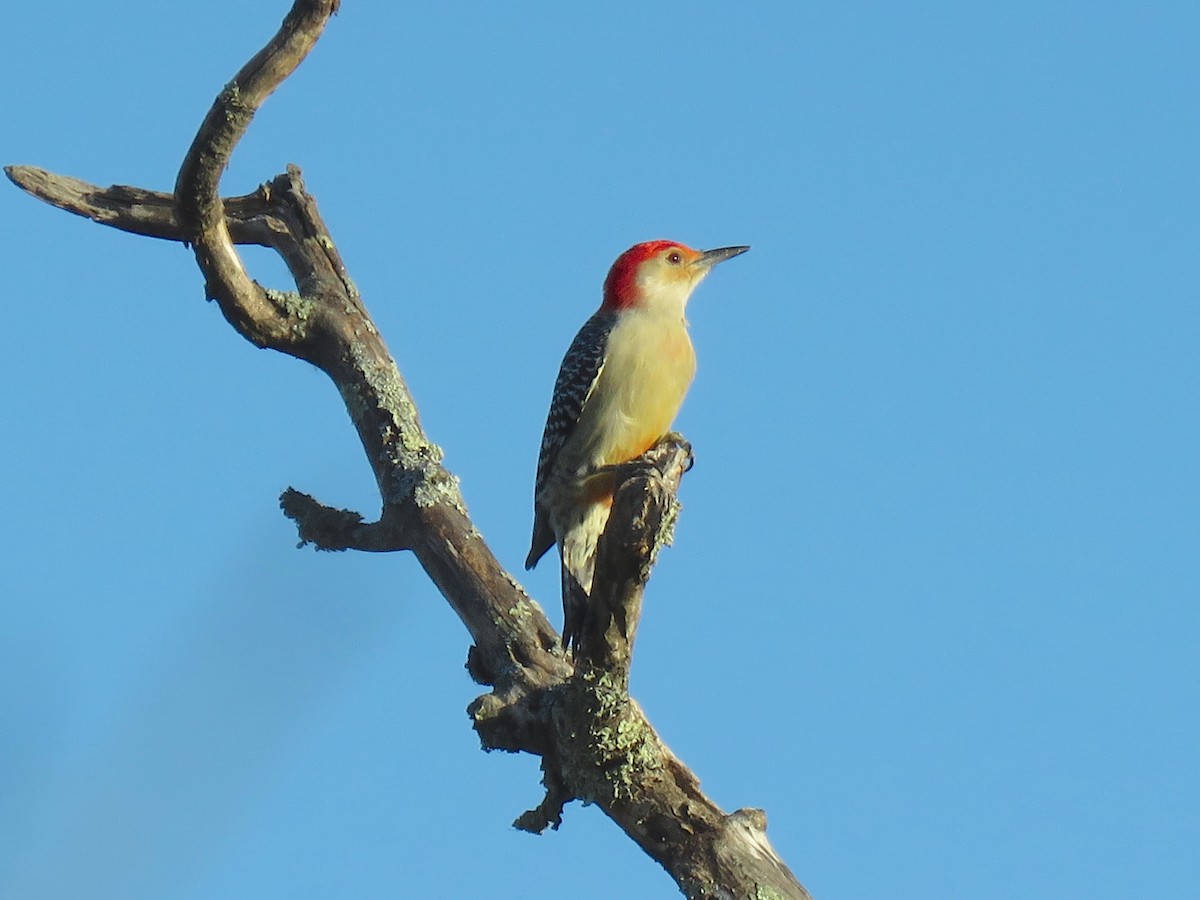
650, 497, 682, 566
411, 468, 463, 510
388, 467, 463, 512
341, 341, 467, 513
264, 288, 314, 338
574, 670, 662, 801
348, 342, 411, 415
217, 83, 253, 131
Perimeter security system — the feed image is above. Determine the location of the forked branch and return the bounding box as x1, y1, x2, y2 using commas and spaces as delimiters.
5, 2, 808, 897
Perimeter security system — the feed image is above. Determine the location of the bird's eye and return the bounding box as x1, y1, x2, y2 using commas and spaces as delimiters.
667, 251, 683, 265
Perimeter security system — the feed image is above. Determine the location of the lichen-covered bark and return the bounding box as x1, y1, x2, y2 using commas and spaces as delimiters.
4, 2, 810, 896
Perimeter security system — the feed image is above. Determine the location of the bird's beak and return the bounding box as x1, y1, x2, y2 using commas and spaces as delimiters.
694, 245, 751, 269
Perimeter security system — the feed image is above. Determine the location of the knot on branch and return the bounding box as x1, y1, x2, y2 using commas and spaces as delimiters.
507, 670, 666, 834
468, 682, 559, 757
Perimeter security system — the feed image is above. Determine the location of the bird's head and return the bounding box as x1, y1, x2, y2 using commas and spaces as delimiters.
601, 240, 749, 316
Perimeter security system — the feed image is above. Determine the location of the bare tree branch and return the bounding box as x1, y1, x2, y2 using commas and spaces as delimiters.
173, 0, 339, 349
2, 166, 273, 244
5, 2, 809, 897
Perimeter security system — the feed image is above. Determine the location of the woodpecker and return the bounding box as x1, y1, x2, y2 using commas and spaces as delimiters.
526, 239, 750, 650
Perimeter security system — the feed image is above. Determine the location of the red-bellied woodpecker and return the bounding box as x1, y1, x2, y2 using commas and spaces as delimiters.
525, 239, 750, 650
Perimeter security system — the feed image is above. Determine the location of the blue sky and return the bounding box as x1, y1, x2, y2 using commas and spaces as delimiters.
2, 2, 1197, 897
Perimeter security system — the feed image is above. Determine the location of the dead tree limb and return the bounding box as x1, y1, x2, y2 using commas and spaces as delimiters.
4, 2, 809, 897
